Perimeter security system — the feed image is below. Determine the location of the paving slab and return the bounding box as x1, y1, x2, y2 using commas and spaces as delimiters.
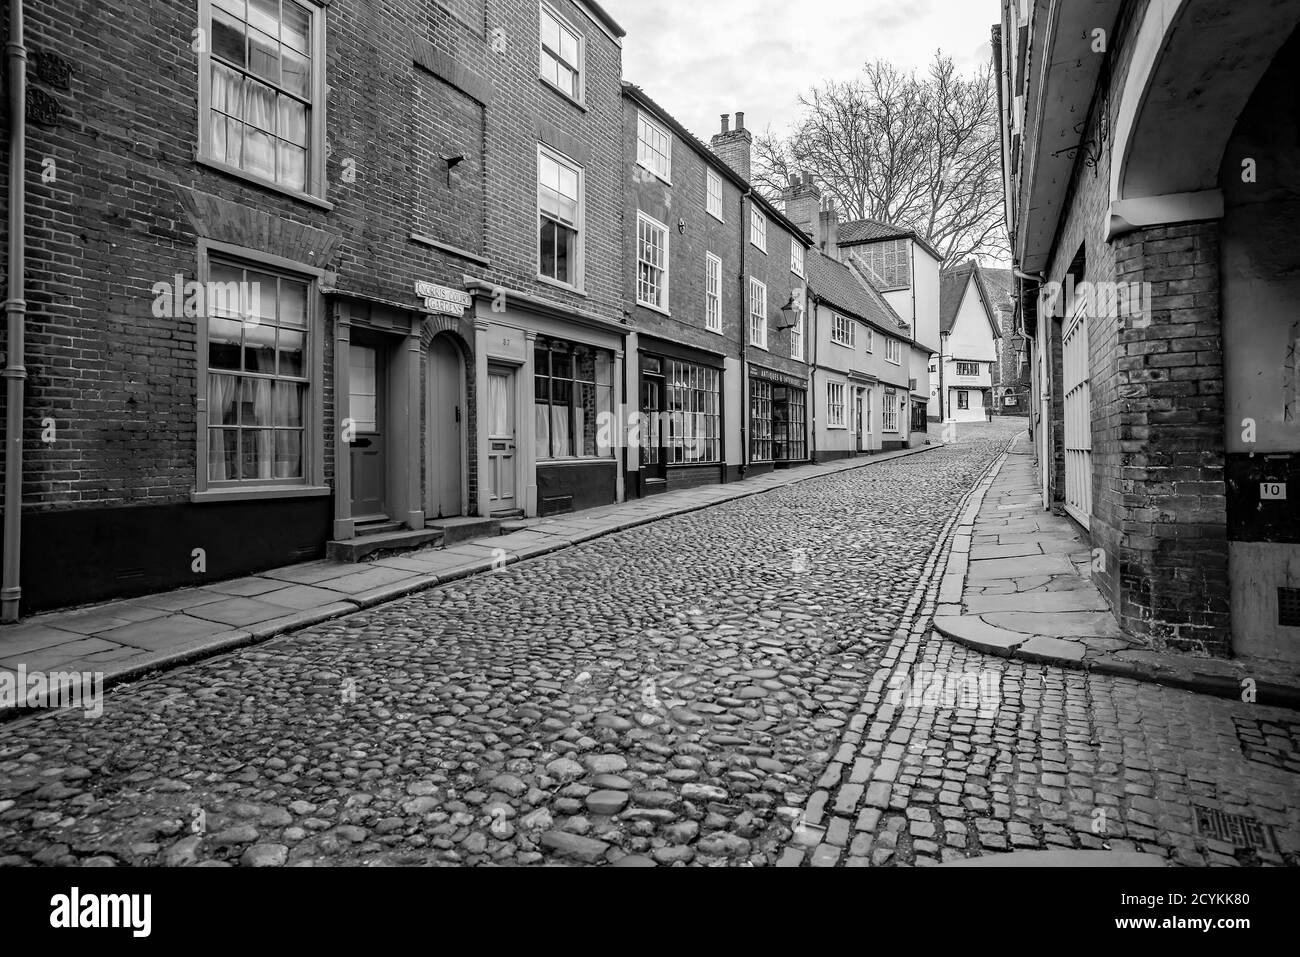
1017, 636, 1088, 665
186, 596, 309, 628
964, 590, 1112, 615
966, 554, 1075, 581
96, 614, 239, 651
932, 615, 1031, 657
983, 610, 1126, 640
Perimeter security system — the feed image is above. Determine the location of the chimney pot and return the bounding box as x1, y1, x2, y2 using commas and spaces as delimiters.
736, 111, 745, 131
721, 114, 730, 134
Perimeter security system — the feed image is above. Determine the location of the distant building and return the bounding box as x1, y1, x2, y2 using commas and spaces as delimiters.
938, 263, 1003, 423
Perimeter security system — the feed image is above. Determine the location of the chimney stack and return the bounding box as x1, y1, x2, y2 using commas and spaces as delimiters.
819, 197, 841, 260
781, 170, 821, 247
710, 109, 753, 183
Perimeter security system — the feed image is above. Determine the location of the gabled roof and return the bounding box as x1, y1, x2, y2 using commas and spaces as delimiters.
580, 0, 627, 39
806, 251, 908, 337
837, 218, 945, 263
940, 262, 1003, 341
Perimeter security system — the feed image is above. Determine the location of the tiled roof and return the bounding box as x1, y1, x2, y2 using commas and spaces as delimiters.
940, 261, 1003, 340
837, 218, 946, 263
807, 251, 908, 334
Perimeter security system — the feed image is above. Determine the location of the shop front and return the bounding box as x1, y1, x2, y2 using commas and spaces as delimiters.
749, 365, 809, 474
635, 338, 727, 496
467, 282, 626, 519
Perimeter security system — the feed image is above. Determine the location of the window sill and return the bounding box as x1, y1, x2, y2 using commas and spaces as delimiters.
195, 154, 334, 211
707, 210, 725, 224
751, 242, 767, 255
749, 342, 768, 352
832, 341, 854, 350
411, 233, 491, 267
637, 300, 671, 317
539, 76, 588, 111
705, 325, 723, 336
636, 160, 672, 186
192, 485, 332, 504
538, 274, 586, 296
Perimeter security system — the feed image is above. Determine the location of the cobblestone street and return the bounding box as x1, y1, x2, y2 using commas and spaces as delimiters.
1, 419, 1296, 868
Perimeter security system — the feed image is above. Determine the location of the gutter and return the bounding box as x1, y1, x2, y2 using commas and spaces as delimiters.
3, 0, 27, 623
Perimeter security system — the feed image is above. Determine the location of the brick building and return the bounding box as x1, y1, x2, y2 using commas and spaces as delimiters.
620, 92, 813, 495
997, 0, 1300, 665
0, 0, 628, 614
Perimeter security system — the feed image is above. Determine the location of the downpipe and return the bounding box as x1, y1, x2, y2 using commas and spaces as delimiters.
3, 0, 28, 623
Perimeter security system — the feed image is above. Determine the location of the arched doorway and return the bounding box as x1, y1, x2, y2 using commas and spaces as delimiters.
427, 334, 466, 520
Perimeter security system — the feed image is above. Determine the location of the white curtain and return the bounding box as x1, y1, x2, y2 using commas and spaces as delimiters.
208, 374, 240, 482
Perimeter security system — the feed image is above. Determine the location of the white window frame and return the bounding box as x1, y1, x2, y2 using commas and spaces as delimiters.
537, 144, 585, 292
636, 211, 670, 313
751, 208, 767, 252
956, 361, 980, 377
831, 313, 855, 348
196, 0, 329, 202
705, 252, 723, 333
539, 1, 585, 104
790, 304, 804, 360
706, 168, 724, 221
636, 111, 672, 183
791, 239, 805, 278
885, 338, 902, 365
749, 277, 768, 350
193, 238, 328, 502
827, 381, 847, 429
883, 388, 900, 433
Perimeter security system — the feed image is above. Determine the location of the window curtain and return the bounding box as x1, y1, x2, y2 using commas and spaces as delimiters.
273, 383, 303, 479
208, 374, 239, 482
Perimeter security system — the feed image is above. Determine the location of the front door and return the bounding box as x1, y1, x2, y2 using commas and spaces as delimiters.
428, 336, 463, 519
487, 365, 517, 514
640, 362, 667, 492
1063, 300, 1093, 528
855, 391, 866, 452
349, 342, 387, 523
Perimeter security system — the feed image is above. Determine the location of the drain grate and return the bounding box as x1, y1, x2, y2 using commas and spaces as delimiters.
1193, 806, 1277, 854
1280, 587, 1300, 627
1232, 715, 1300, 773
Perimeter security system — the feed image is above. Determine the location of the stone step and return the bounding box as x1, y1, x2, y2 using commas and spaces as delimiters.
428, 517, 502, 546
326, 528, 444, 564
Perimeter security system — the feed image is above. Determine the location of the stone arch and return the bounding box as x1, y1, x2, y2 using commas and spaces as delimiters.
419, 314, 474, 358
1109, 0, 1300, 235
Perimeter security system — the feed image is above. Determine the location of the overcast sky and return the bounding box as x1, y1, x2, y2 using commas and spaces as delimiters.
610, 0, 1000, 142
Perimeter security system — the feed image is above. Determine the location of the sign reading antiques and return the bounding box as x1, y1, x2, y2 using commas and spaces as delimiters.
416, 282, 472, 317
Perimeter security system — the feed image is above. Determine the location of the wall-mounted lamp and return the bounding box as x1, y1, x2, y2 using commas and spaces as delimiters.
441, 153, 465, 187
776, 292, 804, 331
677, 218, 687, 234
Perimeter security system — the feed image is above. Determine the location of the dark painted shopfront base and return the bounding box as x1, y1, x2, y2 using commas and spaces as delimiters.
6, 497, 333, 614
538, 462, 617, 517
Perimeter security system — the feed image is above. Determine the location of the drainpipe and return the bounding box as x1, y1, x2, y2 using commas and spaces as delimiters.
808, 291, 820, 463
3, 0, 28, 623
739, 188, 750, 477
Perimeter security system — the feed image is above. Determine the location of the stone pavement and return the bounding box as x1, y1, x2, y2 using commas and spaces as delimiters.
933, 434, 1300, 710
0, 442, 941, 714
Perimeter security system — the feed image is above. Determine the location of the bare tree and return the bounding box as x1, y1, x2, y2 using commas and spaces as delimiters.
755, 52, 1007, 265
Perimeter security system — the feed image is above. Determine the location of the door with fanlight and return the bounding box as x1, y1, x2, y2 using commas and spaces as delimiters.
487, 365, 518, 514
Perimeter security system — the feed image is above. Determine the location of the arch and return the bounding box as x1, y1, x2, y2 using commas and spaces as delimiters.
1108, 0, 1300, 235
419, 314, 474, 357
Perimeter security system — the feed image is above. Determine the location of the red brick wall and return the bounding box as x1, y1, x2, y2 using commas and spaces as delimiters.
0, 0, 625, 515
623, 95, 744, 358
1113, 223, 1229, 654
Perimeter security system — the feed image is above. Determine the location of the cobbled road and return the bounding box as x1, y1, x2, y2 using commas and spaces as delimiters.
2, 418, 1295, 867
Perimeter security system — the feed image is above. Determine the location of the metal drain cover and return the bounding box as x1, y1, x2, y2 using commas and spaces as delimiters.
1194, 805, 1277, 854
